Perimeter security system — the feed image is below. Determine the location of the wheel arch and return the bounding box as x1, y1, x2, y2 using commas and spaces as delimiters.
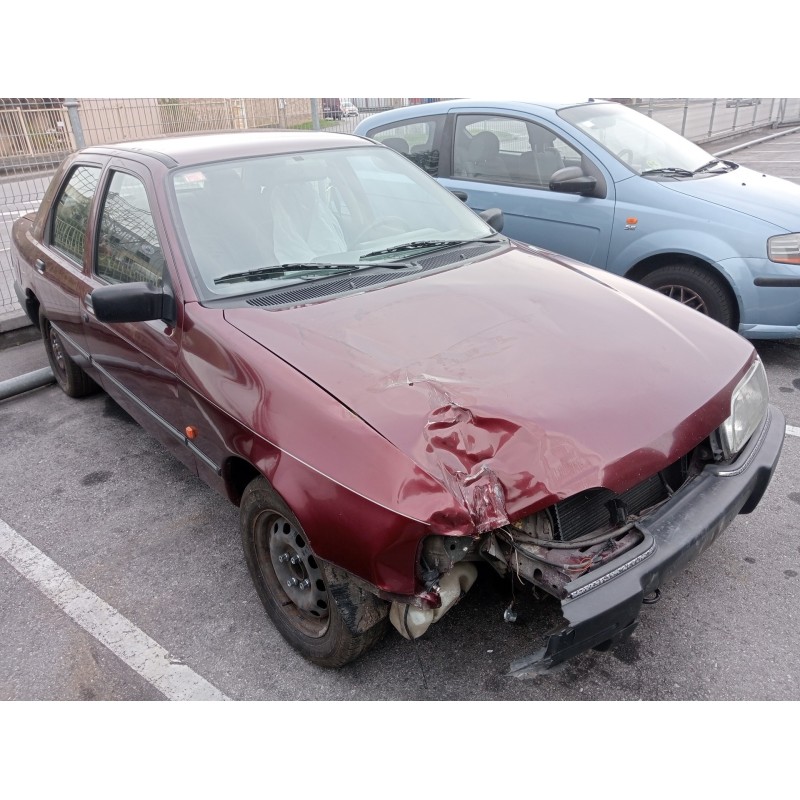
22, 287, 42, 330
624, 253, 741, 329
221, 455, 262, 506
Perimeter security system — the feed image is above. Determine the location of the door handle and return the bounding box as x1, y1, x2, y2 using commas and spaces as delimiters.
35, 259, 46, 274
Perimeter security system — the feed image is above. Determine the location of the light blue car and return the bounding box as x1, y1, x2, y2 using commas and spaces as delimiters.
354, 100, 800, 339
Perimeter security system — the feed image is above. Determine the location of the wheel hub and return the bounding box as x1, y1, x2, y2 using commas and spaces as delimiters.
267, 516, 329, 618
50, 329, 66, 373
654, 284, 708, 314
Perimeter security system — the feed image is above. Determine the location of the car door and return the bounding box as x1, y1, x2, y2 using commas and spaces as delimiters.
437, 111, 616, 268
27, 160, 107, 362
81, 159, 195, 472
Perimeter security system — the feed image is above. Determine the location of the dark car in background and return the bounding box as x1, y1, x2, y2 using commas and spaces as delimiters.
10, 130, 784, 674
322, 98, 342, 120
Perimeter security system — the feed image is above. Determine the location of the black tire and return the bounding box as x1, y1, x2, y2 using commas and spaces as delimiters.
40, 313, 98, 398
240, 477, 388, 667
639, 264, 736, 328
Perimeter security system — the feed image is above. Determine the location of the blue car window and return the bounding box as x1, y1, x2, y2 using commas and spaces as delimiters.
453, 115, 581, 189
371, 118, 440, 176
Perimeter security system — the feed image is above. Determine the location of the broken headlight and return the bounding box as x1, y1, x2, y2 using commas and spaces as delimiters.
717, 358, 769, 459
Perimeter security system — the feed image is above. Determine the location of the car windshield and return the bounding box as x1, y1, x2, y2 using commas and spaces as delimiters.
171, 145, 494, 296
559, 103, 719, 176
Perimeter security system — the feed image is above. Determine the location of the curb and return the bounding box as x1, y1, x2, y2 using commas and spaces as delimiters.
713, 125, 800, 157
0, 310, 32, 334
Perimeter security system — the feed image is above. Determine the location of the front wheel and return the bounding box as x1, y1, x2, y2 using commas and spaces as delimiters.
240, 477, 388, 667
639, 264, 736, 329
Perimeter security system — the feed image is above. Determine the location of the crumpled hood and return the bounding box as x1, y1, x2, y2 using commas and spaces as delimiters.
225, 245, 754, 531
659, 165, 800, 232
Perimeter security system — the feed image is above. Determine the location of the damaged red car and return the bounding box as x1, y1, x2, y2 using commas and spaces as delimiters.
11, 131, 785, 674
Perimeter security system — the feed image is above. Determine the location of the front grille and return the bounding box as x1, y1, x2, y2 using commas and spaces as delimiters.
551, 475, 667, 542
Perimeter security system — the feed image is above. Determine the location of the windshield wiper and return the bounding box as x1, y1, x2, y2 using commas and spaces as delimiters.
360, 237, 500, 261
214, 263, 359, 285
693, 159, 736, 174
640, 167, 695, 177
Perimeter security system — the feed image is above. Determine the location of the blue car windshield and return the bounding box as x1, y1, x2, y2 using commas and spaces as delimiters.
559, 103, 718, 176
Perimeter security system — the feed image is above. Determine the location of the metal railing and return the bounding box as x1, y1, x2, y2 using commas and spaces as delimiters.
2, 97, 800, 321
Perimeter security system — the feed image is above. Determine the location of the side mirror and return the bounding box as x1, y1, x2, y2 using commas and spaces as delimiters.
92, 282, 176, 325
549, 167, 597, 196
479, 207, 504, 232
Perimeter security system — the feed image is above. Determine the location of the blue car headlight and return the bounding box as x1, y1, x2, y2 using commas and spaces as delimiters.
767, 233, 800, 265
717, 358, 769, 459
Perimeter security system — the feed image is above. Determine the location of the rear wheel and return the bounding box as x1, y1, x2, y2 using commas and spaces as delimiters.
240, 477, 388, 667
639, 264, 735, 328
40, 313, 97, 397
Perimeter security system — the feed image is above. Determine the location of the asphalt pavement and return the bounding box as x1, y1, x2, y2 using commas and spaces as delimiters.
1, 131, 799, 701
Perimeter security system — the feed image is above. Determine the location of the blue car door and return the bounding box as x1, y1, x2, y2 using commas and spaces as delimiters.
437, 110, 616, 268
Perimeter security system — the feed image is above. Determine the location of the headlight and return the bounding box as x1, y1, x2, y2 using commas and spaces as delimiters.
767, 233, 800, 265
717, 358, 769, 459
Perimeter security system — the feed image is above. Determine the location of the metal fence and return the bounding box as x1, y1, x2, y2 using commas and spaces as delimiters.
3, 97, 800, 323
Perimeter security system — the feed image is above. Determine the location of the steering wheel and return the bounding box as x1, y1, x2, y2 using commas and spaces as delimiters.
617, 148, 634, 164
355, 215, 409, 243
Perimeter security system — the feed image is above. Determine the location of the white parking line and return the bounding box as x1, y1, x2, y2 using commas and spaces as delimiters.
0, 518, 230, 701
786, 425, 800, 438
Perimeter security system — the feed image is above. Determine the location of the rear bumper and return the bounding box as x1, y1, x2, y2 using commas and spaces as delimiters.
510, 404, 786, 676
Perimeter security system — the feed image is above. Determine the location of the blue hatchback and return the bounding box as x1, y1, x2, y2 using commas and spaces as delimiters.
354, 100, 800, 339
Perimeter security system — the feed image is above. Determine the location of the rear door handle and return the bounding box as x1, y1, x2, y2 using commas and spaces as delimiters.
35, 259, 46, 274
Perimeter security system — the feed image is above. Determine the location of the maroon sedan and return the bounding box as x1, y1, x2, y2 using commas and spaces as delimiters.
11, 131, 784, 674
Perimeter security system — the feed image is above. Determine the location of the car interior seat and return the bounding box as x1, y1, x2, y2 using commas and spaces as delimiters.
381, 137, 409, 154
528, 126, 565, 185
462, 131, 508, 181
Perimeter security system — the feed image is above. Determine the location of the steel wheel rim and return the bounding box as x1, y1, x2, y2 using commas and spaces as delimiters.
655, 284, 708, 314
49, 327, 67, 375
254, 511, 330, 638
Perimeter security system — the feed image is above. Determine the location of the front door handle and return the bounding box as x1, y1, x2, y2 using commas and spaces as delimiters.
35, 259, 46, 274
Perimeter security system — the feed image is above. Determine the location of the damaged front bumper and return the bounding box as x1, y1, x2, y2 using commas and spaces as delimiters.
509, 405, 786, 677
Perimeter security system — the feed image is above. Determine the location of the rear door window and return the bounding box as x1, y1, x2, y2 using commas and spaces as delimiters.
51, 165, 102, 264
370, 116, 443, 176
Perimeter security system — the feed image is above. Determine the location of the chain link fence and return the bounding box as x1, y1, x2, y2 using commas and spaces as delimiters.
3, 97, 800, 323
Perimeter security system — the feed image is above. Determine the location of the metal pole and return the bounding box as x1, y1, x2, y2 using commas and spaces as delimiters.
707, 99, 717, 138
64, 98, 85, 149
680, 98, 689, 137
0, 368, 55, 402
310, 98, 320, 131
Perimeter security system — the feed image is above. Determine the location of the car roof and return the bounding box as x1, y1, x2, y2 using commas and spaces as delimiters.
81, 130, 375, 167
358, 98, 611, 123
